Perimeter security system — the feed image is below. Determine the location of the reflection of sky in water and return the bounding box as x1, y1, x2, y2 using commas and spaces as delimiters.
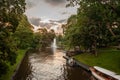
25, 0, 77, 20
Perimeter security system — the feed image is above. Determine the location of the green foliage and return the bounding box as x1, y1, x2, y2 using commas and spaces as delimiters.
31, 32, 42, 49
0, 61, 8, 76
0, 49, 27, 80
56, 35, 64, 47
0, 0, 55, 77
64, 0, 120, 53
0, 0, 25, 76
13, 15, 33, 49
42, 29, 55, 47
31, 29, 55, 50
63, 15, 80, 49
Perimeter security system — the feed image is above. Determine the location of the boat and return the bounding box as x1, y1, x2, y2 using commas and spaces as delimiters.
90, 66, 120, 80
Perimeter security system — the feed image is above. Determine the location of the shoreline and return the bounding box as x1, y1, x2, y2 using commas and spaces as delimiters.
11, 50, 30, 80
0, 49, 27, 80
73, 48, 120, 74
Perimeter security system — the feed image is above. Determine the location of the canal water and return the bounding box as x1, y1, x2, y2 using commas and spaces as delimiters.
13, 39, 96, 80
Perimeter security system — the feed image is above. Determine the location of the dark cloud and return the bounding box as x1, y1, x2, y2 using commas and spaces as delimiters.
29, 17, 41, 26
29, 17, 66, 29
40, 22, 51, 27
26, 0, 35, 9
61, 12, 68, 15
49, 19, 66, 23
39, 22, 55, 29
57, 19, 66, 23
26, 3, 32, 9
29, 17, 58, 28
45, 0, 65, 6
26, 0, 40, 9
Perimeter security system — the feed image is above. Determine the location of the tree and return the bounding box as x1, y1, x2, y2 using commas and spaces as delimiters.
31, 32, 42, 50
39, 29, 55, 50
64, 0, 120, 55
0, 0, 25, 76
31, 28, 55, 51
13, 15, 33, 49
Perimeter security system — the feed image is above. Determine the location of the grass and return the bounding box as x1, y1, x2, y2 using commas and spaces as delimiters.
0, 49, 27, 80
73, 48, 120, 74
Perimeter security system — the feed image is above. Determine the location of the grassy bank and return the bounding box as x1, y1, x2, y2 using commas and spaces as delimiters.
73, 48, 120, 74
0, 49, 27, 80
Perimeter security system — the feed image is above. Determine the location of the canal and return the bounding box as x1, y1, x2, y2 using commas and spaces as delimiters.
13, 48, 96, 80
13, 38, 96, 80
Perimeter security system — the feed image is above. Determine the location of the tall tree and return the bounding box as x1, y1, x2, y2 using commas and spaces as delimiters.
64, 0, 120, 55
0, 0, 25, 76
13, 15, 33, 49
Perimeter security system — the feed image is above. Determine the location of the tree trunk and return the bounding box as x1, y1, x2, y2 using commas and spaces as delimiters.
106, 23, 116, 37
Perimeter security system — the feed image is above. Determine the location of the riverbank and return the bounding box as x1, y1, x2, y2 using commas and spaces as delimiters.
0, 49, 27, 80
73, 48, 120, 74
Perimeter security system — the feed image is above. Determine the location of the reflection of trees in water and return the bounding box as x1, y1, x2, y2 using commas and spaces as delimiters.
26, 70, 39, 80
13, 54, 32, 80
63, 63, 96, 80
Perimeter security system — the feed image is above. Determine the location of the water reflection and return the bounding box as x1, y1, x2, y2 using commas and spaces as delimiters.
13, 48, 96, 80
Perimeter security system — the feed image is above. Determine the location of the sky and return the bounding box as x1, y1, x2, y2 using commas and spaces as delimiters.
25, 0, 77, 23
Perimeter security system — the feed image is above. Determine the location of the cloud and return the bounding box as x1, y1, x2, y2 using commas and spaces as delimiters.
26, 0, 34, 9
61, 12, 68, 15
29, 17, 66, 30
26, 0, 40, 9
49, 19, 66, 23
29, 17, 58, 28
57, 19, 67, 23
29, 17, 41, 26
45, 0, 65, 6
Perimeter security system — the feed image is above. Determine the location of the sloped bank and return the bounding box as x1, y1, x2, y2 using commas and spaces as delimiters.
73, 48, 120, 74
63, 55, 120, 80
11, 49, 31, 80
72, 48, 120, 79
0, 50, 27, 80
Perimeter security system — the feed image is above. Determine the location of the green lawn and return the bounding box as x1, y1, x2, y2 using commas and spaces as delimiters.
73, 48, 120, 74
0, 49, 27, 80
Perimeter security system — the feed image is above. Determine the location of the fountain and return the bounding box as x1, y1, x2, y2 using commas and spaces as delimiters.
51, 38, 57, 53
